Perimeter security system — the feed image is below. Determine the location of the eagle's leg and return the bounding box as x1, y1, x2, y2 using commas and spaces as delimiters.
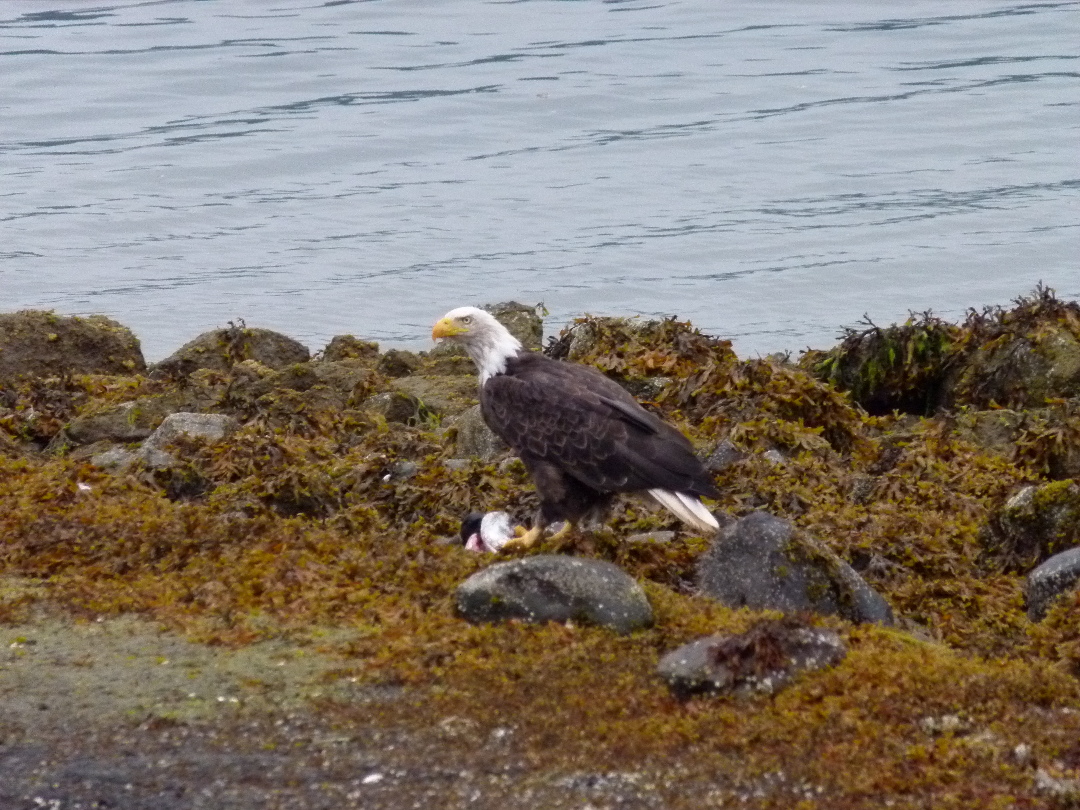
547, 521, 573, 541
503, 524, 544, 550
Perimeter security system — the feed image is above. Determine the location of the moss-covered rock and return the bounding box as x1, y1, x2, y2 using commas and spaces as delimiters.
947, 285, 1080, 409
802, 313, 958, 416
0, 311, 145, 383
151, 323, 309, 378
982, 480, 1080, 571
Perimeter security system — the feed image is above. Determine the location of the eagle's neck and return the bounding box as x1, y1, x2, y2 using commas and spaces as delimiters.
469, 324, 523, 385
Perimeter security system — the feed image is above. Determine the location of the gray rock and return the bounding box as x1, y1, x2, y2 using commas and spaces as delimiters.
143, 412, 239, 452
657, 619, 846, 698
982, 481, 1080, 570
696, 511, 894, 625
1026, 546, 1080, 621
0, 311, 145, 383
624, 531, 677, 544
705, 439, 746, 473
442, 458, 471, 472
152, 325, 309, 377
89, 446, 141, 471
456, 555, 653, 635
445, 404, 507, 461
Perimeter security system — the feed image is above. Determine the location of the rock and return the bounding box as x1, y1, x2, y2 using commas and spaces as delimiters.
0, 311, 145, 383
322, 335, 379, 362
982, 481, 1080, 570
656, 618, 846, 698
363, 391, 423, 424
954, 408, 1080, 480
385, 460, 419, 482
455, 555, 653, 635
377, 349, 422, 378
696, 511, 894, 625
245, 360, 377, 409
444, 404, 507, 461
143, 412, 239, 452
442, 458, 470, 472
482, 302, 544, 351
949, 323, 1080, 409
705, 439, 746, 473
65, 398, 179, 445
388, 375, 477, 420
800, 316, 957, 416
624, 530, 677, 544
1026, 547, 1080, 621
89, 413, 238, 473
90, 446, 141, 471
152, 325, 309, 378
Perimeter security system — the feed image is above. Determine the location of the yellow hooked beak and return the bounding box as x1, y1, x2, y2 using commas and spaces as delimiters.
431, 317, 467, 340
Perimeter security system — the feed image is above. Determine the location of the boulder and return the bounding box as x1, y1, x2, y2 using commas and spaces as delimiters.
388, 375, 477, 420
377, 349, 422, 378
981, 481, 1080, 570
444, 404, 507, 461
362, 391, 424, 425
1026, 547, 1080, 622
657, 619, 846, 698
456, 555, 653, 635
143, 412, 239, 452
321, 335, 379, 363
0, 311, 145, 383
696, 511, 894, 625
152, 325, 309, 377
90, 412, 239, 472
948, 324, 1080, 409
242, 360, 377, 409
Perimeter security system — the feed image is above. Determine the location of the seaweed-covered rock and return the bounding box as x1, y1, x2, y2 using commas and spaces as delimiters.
444, 404, 507, 461
321, 335, 379, 362
388, 375, 477, 420
456, 555, 653, 635
0, 311, 145, 383
377, 349, 422, 378
242, 360, 377, 410
803, 314, 958, 416
696, 511, 894, 625
982, 481, 1080, 571
946, 287, 1080, 409
152, 324, 309, 378
1026, 547, 1080, 622
362, 391, 424, 425
657, 618, 846, 698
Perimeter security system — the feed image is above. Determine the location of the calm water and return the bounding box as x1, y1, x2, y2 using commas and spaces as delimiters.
3, 0, 1078, 360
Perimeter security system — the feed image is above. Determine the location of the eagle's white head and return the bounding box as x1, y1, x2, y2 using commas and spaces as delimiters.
432, 306, 522, 383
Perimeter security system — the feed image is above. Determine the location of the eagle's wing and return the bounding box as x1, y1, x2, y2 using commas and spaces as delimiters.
481, 359, 717, 498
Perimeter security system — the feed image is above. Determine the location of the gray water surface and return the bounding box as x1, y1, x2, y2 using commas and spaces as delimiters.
3, 0, 1078, 360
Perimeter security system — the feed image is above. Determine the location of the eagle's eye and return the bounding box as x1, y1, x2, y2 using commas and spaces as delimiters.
461, 316, 472, 325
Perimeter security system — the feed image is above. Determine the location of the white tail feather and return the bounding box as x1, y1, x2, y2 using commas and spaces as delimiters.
648, 489, 720, 535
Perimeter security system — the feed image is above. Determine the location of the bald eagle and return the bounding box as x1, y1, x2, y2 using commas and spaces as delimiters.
432, 306, 719, 548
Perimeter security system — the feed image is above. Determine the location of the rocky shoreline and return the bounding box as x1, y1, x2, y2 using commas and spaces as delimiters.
3, 289, 1080, 808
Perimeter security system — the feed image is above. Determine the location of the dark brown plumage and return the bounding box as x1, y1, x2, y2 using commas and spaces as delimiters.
433, 306, 719, 547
